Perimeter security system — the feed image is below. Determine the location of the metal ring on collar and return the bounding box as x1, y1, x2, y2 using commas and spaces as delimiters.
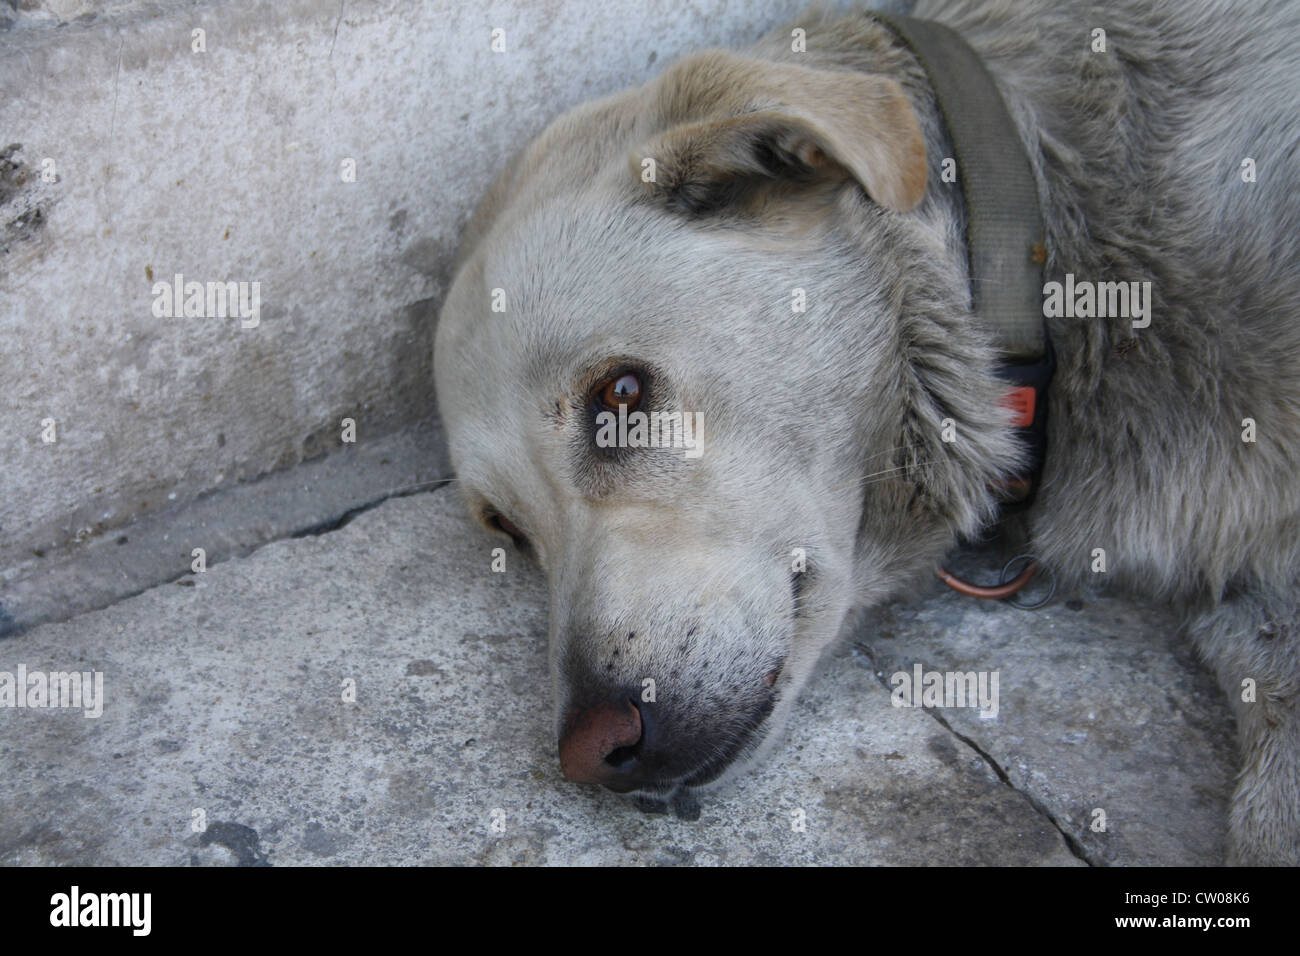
1000, 554, 1056, 610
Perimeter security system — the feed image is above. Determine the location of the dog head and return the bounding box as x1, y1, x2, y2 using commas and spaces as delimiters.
435, 48, 1019, 807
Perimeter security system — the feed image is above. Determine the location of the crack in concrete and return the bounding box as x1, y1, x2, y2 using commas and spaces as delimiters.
1, 476, 455, 639
290, 477, 452, 537
108, 38, 123, 143
921, 703, 1095, 866
329, 0, 345, 60
854, 640, 1097, 866
325, 0, 346, 120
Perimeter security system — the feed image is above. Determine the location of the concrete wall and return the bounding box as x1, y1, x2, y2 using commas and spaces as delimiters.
0, 0, 818, 573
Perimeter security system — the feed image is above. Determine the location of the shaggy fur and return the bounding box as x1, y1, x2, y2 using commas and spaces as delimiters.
434, 0, 1300, 863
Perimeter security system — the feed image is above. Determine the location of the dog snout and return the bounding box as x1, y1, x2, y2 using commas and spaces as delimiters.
557, 664, 783, 794
558, 698, 645, 790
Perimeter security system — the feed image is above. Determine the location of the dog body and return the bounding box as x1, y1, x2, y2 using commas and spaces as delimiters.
435, 0, 1300, 862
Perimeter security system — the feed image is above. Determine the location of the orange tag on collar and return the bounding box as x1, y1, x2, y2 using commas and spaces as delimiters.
1001, 386, 1036, 427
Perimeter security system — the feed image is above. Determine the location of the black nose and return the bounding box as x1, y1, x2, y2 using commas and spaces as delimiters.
558, 699, 647, 791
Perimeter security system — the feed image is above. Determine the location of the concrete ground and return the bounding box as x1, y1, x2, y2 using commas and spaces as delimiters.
0, 469, 1237, 866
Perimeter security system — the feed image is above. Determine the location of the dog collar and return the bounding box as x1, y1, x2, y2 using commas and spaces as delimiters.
876, 11, 1055, 511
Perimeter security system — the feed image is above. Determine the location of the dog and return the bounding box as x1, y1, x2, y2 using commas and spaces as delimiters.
434, 0, 1300, 864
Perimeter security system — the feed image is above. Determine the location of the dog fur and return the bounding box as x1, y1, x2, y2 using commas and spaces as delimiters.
434, 0, 1300, 863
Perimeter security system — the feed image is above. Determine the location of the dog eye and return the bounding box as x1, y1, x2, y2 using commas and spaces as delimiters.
596, 372, 642, 412
485, 510, 530, 551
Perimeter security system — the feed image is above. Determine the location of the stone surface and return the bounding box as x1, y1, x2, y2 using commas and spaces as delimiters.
0, 486, 1235, 865
0, 421, 449, 637
0, 0, 823, 566
858, 560, 1237, 865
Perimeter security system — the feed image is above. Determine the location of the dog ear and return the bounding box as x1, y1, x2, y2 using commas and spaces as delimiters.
634, 53, 926, 214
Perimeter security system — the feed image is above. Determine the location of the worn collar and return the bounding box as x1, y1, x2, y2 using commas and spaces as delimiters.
877, 10, 1055, 511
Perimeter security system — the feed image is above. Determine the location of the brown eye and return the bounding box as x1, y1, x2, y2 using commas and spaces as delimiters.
597, 372, 642, 411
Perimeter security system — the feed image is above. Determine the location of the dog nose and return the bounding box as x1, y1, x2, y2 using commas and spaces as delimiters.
558, 699, 644, 788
